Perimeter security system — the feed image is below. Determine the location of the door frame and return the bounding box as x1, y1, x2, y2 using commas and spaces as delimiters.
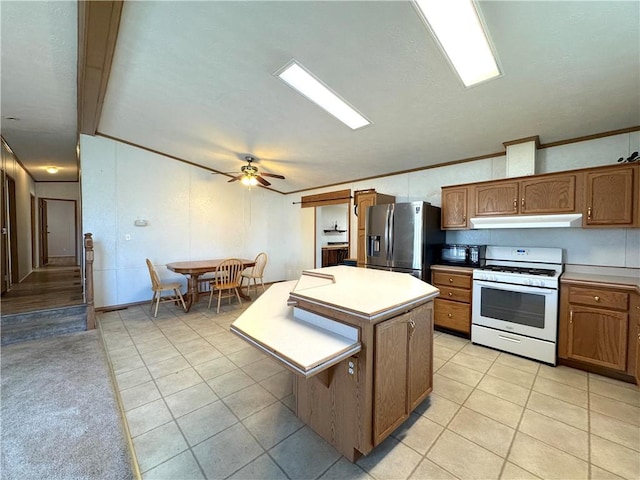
39, 197, 78, 266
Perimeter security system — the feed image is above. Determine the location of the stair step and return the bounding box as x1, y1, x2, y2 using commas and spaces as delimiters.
1, 305, 88, 346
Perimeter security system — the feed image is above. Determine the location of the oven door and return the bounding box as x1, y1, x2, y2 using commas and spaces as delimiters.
472, 280, 558, 342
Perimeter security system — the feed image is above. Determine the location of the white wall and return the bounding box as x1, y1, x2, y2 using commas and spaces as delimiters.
80, 135, 287, 308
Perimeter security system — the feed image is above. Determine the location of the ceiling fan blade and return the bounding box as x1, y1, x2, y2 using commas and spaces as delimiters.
261, 172, 285, 180
227, 175, 242, 183
256, 175, 271, 186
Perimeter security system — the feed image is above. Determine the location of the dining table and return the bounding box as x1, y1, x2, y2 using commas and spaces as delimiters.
166, 258, 256, 312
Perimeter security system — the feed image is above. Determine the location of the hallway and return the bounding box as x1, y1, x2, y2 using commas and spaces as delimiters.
0, 265, 83, 315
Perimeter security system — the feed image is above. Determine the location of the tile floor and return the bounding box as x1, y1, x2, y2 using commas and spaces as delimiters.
99, 289, 640, 480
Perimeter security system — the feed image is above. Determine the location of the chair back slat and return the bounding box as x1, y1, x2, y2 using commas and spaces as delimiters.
252, 252, 268, 276
146, 258, 161, 290
214, 258, 243, 288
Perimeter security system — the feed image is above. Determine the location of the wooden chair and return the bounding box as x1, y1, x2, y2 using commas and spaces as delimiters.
208, 258, 244, 313
240, 252, 268, 295
145, 259, 187, 317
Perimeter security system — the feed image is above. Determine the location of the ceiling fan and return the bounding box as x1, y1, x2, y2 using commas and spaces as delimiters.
227, 155, 285, 187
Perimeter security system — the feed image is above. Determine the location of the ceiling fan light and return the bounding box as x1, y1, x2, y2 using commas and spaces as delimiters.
241, 175, 258, 186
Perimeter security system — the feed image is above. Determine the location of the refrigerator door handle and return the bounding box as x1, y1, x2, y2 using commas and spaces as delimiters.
387, 204, 394, 266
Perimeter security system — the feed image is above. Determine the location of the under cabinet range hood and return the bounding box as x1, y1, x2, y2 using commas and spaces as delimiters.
470, 213, 583, 229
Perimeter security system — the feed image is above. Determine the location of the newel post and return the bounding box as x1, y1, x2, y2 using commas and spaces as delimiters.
84, 233, 96, 329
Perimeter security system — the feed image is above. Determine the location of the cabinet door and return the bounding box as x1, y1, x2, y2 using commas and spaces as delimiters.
521, 174, 577, 214
441, 187, 468, 229
567, 305, 628, 371
373, 312, 409, 445
474, 181, 519, 216
585, 166, 636, 226
357, 193, 376, 231
407, 304, 433, 411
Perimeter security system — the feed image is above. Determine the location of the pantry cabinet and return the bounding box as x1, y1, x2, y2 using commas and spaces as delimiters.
431, 266, 473, 335
559, 275, 639, 382
354, 190, 395, 266
584, 165, 639, 227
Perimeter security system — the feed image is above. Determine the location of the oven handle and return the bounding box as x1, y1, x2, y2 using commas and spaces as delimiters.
473, 279, 557, 296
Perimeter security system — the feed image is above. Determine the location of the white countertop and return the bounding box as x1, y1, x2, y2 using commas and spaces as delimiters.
562, 265, 639, 291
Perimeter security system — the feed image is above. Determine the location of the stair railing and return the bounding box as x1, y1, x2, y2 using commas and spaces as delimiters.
84, 233, 95, 329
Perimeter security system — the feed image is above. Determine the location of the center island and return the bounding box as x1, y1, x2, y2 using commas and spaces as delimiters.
230, 265, 439, 461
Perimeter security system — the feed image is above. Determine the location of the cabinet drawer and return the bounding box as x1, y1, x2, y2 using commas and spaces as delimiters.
434, 299, 470, 334
438, 286, 471, 303
569, 287, 629, 310
432, 272, 471, 290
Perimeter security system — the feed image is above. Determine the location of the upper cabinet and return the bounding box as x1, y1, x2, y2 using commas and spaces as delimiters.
585, 165, 639, 227
354, 190, 395, 266
441, 163, 638, 230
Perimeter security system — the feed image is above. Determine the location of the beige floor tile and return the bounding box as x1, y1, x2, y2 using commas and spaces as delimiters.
410, 458, 457, 479
464, 389, 524, 428
414, 393, 461, 426
518, 410, 588, 460
591, 434, 640, 480
487, 363, 536, 389
356, 434, 423, 480
126, 398, 173, 438
227, 346, 266, 367
537, 364, 588, 390
133, 421, 189, 473
427, 430, 504, 480
319, 457, 373, 480
139, 345, 181, 365
182, 346, 223, 366
260, 370, 293, 399
508, 432, 588, 480
193, 356, 237, 380
270, 427, 340, 480
111, 354, 145, 375
433, 374, 474, 404
589, 465, 627, 480
146, 354, 191, 379
242, 402, 304, 449
589, 373, 640, 391
590, 393, 640, 427
214, 337, 252, 355
590, 411, 640, 452
448, 407, 515, 457
449, 351, 494, 373
437, 362, 485, 387
155, 367, 203, 397
141, 450, 205, 480
120, 380, 162, 411
134, 336, 172, 353
433, 355, 447, 372
207, 369, 256, 398
242, 358, 286, 382
391, 412, 443, 454
227, 453, 288, 480
459, 342, 501, 361
525, 391, 588, 431
434, 333, 469, 350
223, 383, 278, 419
434, 344, 459, 361
281, 394, 296, 412
477, 375, 530, 406
532, 376, 587, 408
192, 423, 264, 479
116, 366, 152, 391
500, 462, 540, 479
590, 378, 640, 407
495, 352, 540, 375
164, 382, 218, 418
176, 400, 238, 446
106, 344, 140, 362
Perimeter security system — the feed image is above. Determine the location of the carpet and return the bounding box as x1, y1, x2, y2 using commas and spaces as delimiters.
1, 330, 135, 479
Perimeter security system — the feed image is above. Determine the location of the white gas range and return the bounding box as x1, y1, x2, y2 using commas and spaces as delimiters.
471, 246, 563, 365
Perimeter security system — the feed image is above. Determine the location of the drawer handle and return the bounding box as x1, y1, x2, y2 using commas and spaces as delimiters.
448, 313, 453, 318
449, 278, 453, 283
570, 310, 573, 324
594, 296, 600, 302
521, 198, 525, 208
587, 207, 592, 220
448, 292, 453, 296
513, 199, 517, 210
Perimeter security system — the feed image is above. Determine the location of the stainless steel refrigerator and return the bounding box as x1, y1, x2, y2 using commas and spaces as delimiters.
365, 201, 444, 280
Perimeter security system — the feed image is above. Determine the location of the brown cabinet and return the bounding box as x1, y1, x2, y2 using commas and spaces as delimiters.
322, 247, 348, 267
473, 173, 579, 217
584, 165, 639, 227
431, 266, 473, 335
634, 294, 640, 385
559, 278, 639, 381
441, 186, 470, 229
354, 190, 395, 266
373, 306, 432, 444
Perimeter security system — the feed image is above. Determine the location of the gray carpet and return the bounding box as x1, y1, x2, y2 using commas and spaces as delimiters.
1, 330, 134, 479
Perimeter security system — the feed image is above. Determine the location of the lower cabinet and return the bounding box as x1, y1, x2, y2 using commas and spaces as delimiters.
559, 280, 638, 382
431, 266, 473, 335
373, 306, 432, 444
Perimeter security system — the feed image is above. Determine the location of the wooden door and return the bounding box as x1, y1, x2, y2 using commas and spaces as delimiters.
373, 311, 409, 444
474, 181, 519, 216
585, 166, 635, 226
441, 187, 468, 229
407, 304, 433, 411
567, 305, 628, 371
520, 174, 577, 214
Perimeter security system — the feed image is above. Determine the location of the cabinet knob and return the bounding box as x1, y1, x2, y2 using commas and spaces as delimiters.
594, 296, 600, 302
448, 278, 453, 283
448, 313, 453, 318
448, 292, 453, 296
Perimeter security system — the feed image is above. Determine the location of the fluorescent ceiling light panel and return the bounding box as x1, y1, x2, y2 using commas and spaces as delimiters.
277, 61, 370, 130
414, 0, 500, 87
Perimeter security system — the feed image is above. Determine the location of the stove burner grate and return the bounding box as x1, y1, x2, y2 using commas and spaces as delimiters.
479, 265, 557, 277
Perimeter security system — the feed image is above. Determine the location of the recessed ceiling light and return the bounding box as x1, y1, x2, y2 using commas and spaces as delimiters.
46, 166, 59, 174
413, 0, 501, 87
276, 61, 370, 130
